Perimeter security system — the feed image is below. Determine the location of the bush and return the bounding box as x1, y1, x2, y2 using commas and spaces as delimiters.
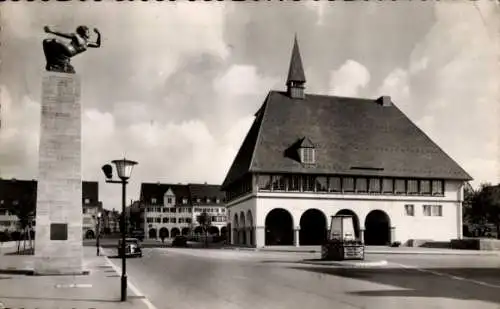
0, 231, 10, 242
391, 241, 401, 247
10, 231, 21, 241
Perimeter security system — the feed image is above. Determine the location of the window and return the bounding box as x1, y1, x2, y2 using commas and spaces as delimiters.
0, 200, 3, 205
382, 178, 393, 193
188, 208, 192, 213
404, 204, 415, 216
407, 180, 418, 194
13, 200, 18, 206
167, 197, 173, 204
432, 180, 444, 195
186, 218, 192, 224
196, 198, 201, 203
432, 205, 443, 216
170, 208, 176, 213
329, 177, 342, 193
369, 178, 381, 193
257, 175, 272, 191
206, 198, 211, 203
315, 177, 328, 192
179, 218, 184, 223
272, 175, 286, 191
151, 198, 157, 204
83, 208, 87, 214
423, 205, 432, 216
163, 208, 168, 212
216, 198, 220, 204
300, 148, 315, 164
84, 198, 90, 204
221, 209, 225, 213
420, 180, 431, 194
182, 198, 188, 204
171, 218, 177, 223
162, 217, 169, 223
287, 175, 301, 191
302, 175, 316, 192
395, 179, 406, 194
156, 207, 161, 212
342, 177, 355, 192
155, 218, 161, 223
355, 178, 368, 193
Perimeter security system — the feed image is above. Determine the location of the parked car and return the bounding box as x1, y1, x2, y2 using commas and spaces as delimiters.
117, 238, 143, 258
172, 236, 188, 247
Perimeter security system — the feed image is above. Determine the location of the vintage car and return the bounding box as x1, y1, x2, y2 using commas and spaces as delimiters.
117, 238, 143, 258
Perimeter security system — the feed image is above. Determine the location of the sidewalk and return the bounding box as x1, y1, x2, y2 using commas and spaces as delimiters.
223, 245, 500, 256
0, 246, 150, 309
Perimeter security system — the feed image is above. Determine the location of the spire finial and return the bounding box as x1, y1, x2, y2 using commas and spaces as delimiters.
286, 35, 306, 99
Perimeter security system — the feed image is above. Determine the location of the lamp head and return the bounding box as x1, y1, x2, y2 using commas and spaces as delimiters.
101, 164, 113, 180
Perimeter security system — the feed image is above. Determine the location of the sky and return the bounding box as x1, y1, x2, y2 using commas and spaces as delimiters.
0, 1, 499, 210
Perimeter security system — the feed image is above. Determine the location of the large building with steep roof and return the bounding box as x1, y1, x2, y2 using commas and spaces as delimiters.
139, 182, 227, 239
221, 37, 472, 248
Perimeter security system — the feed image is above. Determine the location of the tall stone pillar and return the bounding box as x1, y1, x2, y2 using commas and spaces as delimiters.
390, 226, 396, 244
34, 72, 84, 275
360, 229, 365, 243
255, 226, 265, 248
246, 227, 253, 247
294, 227, 300, 247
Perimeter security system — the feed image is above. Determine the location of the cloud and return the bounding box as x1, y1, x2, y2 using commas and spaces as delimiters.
328, 60, 370, 97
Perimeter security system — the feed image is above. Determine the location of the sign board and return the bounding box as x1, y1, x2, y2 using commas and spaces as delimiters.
50, 223, 68, 241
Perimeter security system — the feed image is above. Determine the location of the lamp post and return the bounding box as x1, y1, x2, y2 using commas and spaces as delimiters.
101, 158, 138, 302
96, 211, 102, 256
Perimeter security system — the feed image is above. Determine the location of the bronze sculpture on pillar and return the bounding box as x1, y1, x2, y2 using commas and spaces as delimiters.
42, 25, 101, 74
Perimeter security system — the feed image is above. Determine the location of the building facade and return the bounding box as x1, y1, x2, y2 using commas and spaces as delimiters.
221, 37, 472, 248
0, 178, 103, 239
140, 183, 227, 239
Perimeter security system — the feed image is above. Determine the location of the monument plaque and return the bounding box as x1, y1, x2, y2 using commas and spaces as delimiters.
50, 223, 68, 241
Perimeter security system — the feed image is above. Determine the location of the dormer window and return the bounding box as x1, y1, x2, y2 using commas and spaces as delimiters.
151, 198, 156, 204
182, 198, 188, 204
300, 147, 315, 164
196, 198, 201, 203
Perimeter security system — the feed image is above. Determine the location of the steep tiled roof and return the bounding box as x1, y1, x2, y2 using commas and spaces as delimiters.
0, 179, 100, 210
140, 182, 225, 205
222, 91, 472, 189
82, 181, 99, 204
188, 184, 225, 203
140, 183, 190, 204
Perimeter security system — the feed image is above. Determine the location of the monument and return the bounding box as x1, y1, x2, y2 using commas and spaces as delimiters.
34, 25, 101, 275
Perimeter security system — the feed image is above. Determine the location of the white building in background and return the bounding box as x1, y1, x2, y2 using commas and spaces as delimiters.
139, 183, 227, 239
221, 37, 472, 248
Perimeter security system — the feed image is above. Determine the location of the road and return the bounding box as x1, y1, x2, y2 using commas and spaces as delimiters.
102, 246, 500, 309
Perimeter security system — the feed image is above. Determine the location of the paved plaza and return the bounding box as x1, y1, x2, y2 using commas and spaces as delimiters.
100, 246, 500, 309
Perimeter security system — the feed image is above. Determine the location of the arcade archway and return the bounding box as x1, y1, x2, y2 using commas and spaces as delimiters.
208, 226, 219, 236
182, 228, 190, 236
335, 209, 361, 239
148, 228, 157, 239
364, 210, 391, 245
171, 227, 180, 238
265, 208, 293, 246
159, 227, 169, 239
299, 209, 327, 245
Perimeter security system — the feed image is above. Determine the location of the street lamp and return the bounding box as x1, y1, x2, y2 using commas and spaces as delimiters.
96, 211, 102, 256
101, 158, 138, 302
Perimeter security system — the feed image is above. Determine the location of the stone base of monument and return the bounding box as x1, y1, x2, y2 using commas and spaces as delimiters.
34, 72, 85, 276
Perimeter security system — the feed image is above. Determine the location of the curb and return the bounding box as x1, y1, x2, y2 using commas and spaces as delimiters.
300, 260, 389, 268
222, 247, 500, 256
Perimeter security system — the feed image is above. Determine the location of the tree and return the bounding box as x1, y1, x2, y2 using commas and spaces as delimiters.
463, 182, 500, 238
197, 212, 212, 248
7, 194, 35, 254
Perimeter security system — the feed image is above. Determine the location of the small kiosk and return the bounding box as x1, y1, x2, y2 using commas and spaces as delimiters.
321, 215, 365, 261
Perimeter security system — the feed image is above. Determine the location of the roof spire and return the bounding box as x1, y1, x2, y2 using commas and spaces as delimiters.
286, 34, 306, 99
